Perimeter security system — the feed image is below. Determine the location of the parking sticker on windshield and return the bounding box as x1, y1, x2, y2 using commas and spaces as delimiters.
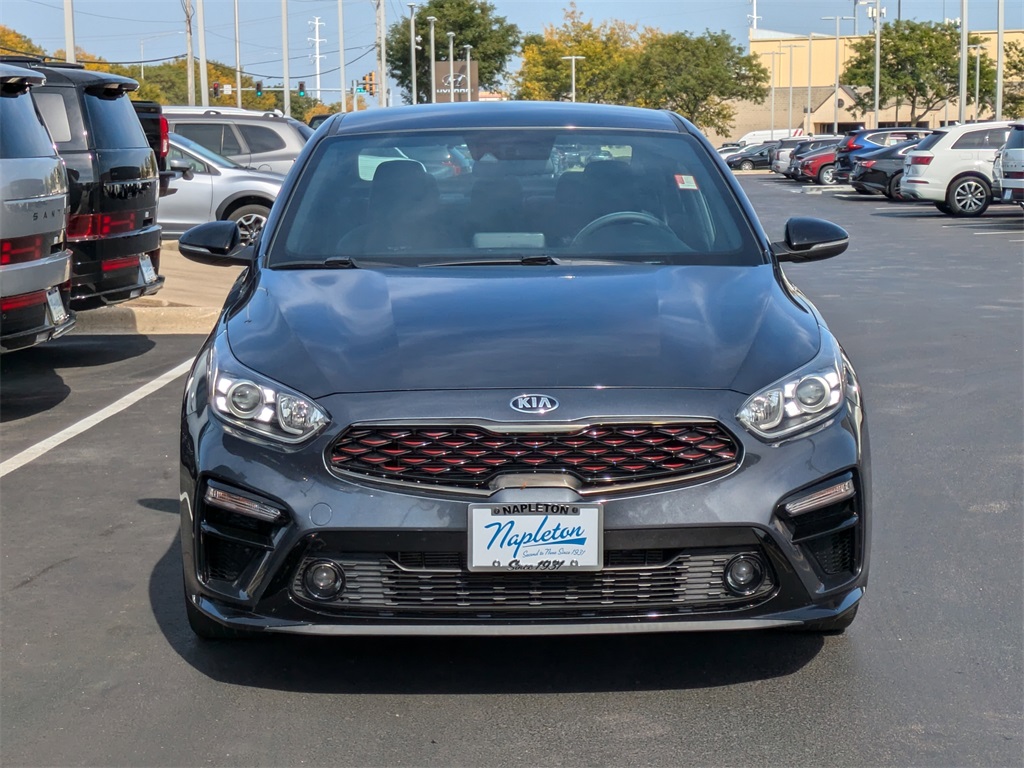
674, 174, 699, 190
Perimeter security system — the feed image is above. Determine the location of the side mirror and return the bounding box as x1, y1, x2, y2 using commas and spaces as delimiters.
178, 220, 253, 266
168, 158, 195, 181
772, 217, 849, 263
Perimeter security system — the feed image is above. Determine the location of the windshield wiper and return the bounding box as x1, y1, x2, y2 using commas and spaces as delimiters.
424, 254, 559, 267
273, 257, 359, 270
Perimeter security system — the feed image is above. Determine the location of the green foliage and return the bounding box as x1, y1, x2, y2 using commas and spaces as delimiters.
626, 31, 768, 135
0, 25, 46, 57
513, 6, 767, 135
842, 20, 996, 123
1004, 42, 1024, 119
385, 0, 521, 104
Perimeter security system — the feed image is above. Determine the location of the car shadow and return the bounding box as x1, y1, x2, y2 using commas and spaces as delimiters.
148, 528, 826, 694
0, 334, 156, 422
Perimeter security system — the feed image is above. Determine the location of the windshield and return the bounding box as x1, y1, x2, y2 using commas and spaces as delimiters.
170, 132, 242, 168
270, 128, 760, 267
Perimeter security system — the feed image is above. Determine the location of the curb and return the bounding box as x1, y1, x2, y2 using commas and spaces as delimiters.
72, 305, 220, 335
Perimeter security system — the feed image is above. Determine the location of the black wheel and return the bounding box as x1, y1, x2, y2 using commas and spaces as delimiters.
795, 604, 859, 635
184, 583, 253, 640
816, 164, 836, 185
935, 201, 953, 214
739, 160, 755, 171
945, 176, 991, 217
887, 172, 903, 200
227, 203, 271, 245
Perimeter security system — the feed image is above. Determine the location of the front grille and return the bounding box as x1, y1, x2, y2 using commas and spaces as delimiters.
805, 528, 855, 575
291, 548, 774, 618
329, 422, 739, 492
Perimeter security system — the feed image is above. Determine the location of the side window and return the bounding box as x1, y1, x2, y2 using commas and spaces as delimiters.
237, 124, 286, 153
32, 91, 73, 144
221, 125, 242, 155
167, 146, 208, 173
986, 128, 1010, 148
951, 130, 989, 150
0, 90, 57, 159
175, 123, 224, 154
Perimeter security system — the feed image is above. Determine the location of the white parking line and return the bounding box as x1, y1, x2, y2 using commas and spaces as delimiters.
0, 359, 193, 479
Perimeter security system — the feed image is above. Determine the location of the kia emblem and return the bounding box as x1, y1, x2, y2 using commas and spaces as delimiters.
510, 394, 559, 414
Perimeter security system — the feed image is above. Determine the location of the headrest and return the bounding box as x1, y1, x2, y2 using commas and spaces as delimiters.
582, 159, 634, 186
372, 159, 428, 186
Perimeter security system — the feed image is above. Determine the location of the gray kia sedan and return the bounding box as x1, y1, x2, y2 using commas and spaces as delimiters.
177, 101, 870, 639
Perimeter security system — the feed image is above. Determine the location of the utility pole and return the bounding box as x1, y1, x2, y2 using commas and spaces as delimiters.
808, 33, 814, 134
781, 44, 804, 134
967, 44, 983, 121
233, 0, 242, 107
408, 4, 417, 105
763, 51, 782, 138
447, 31, 455, 102
63, 0, 77, 63
860, 0, 885, 128
309, 16, 325, 101
747, 0, 760, 30
464, 45, 473, 102
958, 0, 968, 123
376, 0, 387, 107
282, 0, 291, 116
427, 16, 437, 103
338, 0, 347, 113
197, 0, 209, 106
184, 0, 195, 106
995, 0, 1004, 119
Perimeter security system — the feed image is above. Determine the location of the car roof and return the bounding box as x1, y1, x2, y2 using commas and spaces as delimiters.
0, 56, 137, 89
326, 102, 687, 135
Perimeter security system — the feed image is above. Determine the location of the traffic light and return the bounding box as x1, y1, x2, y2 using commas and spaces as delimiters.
212, 82, 220, 99
366, 71, 375, 96
297, 81, 306, 97
255, 81, 263, 97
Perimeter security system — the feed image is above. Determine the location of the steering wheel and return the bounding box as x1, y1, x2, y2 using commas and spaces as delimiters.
571, 211, 676, 246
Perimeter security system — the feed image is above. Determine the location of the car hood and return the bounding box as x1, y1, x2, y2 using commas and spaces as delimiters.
226, 263, 820, 398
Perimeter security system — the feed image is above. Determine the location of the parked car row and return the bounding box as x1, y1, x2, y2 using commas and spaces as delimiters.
731, 122, 1020, 218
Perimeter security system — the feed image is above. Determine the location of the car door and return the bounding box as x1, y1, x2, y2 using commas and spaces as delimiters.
158, 145, 215, 237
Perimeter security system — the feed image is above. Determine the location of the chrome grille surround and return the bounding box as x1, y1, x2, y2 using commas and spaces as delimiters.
327, 420, 741, 496
290, 548, 775, 618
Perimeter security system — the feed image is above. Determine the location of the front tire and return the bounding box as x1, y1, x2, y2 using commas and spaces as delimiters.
816, 164, 836, 185
946, 176, 991, 217
227, 204, 272, 245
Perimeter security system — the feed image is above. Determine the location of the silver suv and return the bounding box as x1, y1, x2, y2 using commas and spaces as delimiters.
163, 107, 313, 174
0, 63, 74, 352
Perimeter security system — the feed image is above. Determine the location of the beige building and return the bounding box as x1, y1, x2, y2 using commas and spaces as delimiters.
705, 27, 1022, 145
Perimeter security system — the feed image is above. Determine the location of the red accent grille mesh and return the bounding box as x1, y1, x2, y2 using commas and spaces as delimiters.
329, 422, 739, 490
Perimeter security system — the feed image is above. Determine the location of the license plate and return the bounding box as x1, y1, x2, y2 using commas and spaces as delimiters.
468, 502, 602, 572
139, 253, 157, 284
45, 287, 68, 325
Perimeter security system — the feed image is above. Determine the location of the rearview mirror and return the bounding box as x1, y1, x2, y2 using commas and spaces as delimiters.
178, 220, 253, 267
168, 158, 195, 181
772, 217, 849, 263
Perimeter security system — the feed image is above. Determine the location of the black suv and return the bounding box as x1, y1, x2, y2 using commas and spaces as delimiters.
3, 57, 163, 309
834, 127, 931, 184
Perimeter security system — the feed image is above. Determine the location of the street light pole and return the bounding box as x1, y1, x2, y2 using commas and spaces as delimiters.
407, 4, 417, 105
560, 55, 585, 102
427, 16, 437, 103
781, 44, 803, 134
822, 15, 854, 135
763, 51, 782, 138
967, 43, 983, 121
463, 44, 473, 102
337, 0, 347, 113
958, 0, 968, 123
859, 0, 884, 128
447, 31, 455, 102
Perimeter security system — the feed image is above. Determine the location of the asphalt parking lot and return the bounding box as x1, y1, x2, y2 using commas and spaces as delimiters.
1, 176, 1021, 767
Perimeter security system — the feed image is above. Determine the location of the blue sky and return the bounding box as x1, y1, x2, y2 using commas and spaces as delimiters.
2, 0, 1019, 96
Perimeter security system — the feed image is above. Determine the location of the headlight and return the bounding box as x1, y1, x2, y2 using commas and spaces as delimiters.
208, 334, 328, 444
737, 331, 846, 440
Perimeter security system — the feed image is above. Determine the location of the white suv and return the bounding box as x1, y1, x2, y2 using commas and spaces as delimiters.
995, 123, 1024, 209
902, 121, 1012, 216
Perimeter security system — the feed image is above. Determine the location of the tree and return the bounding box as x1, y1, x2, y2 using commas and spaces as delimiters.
514, 5, 640, 104
385, 0, 521, 104
0, 25, 46, 57
625, 30, 769, 134
842, 20, 995, 125
1004, 41, 1024, 119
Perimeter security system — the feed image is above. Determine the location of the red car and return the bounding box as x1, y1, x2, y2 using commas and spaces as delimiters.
797, 146, 838, 185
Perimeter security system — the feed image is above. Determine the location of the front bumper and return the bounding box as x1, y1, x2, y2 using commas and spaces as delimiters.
181, 381, 870, 636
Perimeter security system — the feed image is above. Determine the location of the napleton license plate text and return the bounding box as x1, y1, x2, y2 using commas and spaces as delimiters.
468, 503, 603, 572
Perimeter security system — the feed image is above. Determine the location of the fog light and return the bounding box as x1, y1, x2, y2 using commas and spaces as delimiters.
303, 560, 344, 600
724, 555, 765, 595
